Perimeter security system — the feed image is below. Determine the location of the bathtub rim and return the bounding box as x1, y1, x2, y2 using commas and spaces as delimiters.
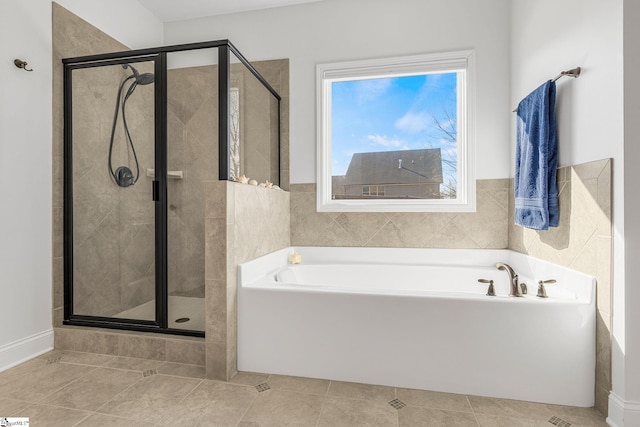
239, 246, 596, 305
237, 246, 597, 407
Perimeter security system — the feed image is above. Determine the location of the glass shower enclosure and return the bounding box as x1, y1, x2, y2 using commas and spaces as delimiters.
63, 41, 281, 337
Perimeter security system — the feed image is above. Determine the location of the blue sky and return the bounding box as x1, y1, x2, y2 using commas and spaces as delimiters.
330, 72, 458, 176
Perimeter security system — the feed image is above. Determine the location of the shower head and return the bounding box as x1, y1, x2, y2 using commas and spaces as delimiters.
122, 63, 154, 85
136, 72, 155, 85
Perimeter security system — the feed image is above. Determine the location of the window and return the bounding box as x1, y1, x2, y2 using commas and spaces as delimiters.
317, 50, 475, 212
362, 185, 385, 197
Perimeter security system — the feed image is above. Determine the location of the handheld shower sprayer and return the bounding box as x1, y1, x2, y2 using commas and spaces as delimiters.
122, 63, 155, 86
108, 63, 155, 187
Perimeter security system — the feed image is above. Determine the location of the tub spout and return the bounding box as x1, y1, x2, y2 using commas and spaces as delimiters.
496, 262, 523, 297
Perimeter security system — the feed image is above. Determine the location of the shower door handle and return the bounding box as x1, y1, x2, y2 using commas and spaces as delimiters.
152, 180, 159, 201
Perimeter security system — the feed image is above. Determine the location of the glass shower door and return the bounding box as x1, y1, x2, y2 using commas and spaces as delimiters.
68, 57, 158, 324
164, 49, 219, 332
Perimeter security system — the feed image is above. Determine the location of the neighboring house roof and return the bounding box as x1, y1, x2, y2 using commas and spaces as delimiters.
342, 149, 443, 185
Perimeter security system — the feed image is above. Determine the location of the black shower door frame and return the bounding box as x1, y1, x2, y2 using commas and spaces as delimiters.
62, 40, 281, 337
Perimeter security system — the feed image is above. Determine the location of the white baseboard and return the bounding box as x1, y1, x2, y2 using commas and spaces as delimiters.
608, 391, 640, 426
0, 329, 54, 372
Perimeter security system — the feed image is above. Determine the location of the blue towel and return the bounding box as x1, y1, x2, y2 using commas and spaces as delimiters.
514, 80, 559, 230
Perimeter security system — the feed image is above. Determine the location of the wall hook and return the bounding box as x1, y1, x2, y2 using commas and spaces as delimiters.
14, 59, 33, 72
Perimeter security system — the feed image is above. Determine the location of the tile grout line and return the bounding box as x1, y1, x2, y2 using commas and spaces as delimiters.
234, 380, 262, 427
90, 370, 147, 416
399, 402, 478, 416
12, 400, 93, 425
155, 377, 206, 425
70, 413, 93, 427
567, 228, 599, 270
96, 373, 203, 425
422, 215, 456, 248
154, 372, 205, 380
394, 386, 400, 427
74, 410, 166, 427
36, 365, 100, 404
466, 395, 483, 426
178, 377, 205, 402
68, 410, 125, 427
311, 379, 334, 427
360, 217, 394, 247
59, 358, 118, 368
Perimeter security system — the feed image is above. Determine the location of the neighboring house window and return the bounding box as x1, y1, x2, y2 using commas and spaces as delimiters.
317, 50, 476, 212
362, 185, 385, 196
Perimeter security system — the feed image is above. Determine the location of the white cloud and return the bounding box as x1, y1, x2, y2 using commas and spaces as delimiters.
394, 111, 432, 133
438, 138, 457, 148
367, 134, 403, 148
442, 147, 458, 158
355, 78, 392, 102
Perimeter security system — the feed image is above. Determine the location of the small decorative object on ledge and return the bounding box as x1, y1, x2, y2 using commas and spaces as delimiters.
236, 174, 249, 184
288, 252, 302, 264
233, 176, 282, 189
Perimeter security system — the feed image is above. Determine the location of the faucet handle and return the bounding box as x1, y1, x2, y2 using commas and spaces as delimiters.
537, 279, 556, 298
478, 279, 495, 296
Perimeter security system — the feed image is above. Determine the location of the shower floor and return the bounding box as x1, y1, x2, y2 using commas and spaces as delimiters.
113, 296, 204, 331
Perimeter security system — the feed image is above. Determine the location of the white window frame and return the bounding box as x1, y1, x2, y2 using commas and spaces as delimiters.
316, 50, 476, 212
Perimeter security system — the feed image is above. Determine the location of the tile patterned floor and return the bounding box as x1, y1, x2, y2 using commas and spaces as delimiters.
0, 351, 608, 426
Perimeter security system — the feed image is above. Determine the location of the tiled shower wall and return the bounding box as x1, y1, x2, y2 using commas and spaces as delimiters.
165, 59, 289, 298
70, 64, 155, 316
53, 4, 156, 320
52, 3, 291, 369
167, 65, 218, 298
509, 159, 612, 415
231, 63, 280, 185
251, 60, 290, 190
52, 2, 206, 365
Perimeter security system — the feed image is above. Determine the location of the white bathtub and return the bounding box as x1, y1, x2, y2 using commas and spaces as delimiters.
238, 247, 596, 406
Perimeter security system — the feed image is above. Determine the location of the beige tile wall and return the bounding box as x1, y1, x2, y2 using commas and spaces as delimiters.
53, 4, 156, 320
52, 5, 290, 368
508, 159, 612, 415
205, 181, 290, 380
159, 58, 290, 299
252, 60, 290, 190
290, 179, 509, 248
231, 63, 276, 184
167, 65, 218, 298
54, 327, 205, 366
52, 4, 205, 364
